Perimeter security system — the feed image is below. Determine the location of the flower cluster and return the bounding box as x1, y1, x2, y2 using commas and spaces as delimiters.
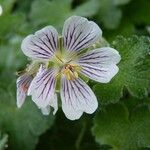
16, 16, 121, 120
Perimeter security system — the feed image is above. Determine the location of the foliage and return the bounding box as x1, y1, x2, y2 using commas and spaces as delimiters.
92, 97, 150, 150
0, 0, 149, 149
0, 72, 55, 150
93, 36, 150, 104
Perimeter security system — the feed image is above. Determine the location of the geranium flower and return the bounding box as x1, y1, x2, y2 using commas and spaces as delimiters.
16, 16, 121, 120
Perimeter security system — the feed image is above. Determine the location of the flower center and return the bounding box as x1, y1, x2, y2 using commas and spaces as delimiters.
62, 64, 80, 80
48, 52, 81, 80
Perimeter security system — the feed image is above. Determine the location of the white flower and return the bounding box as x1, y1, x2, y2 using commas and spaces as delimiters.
16, 16, 121, 120
0, 5, 3, 16
16, 74, 32, 108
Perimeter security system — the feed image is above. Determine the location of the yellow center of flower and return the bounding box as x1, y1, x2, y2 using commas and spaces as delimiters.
51, 53, 81, 81
62, 64, 80, 80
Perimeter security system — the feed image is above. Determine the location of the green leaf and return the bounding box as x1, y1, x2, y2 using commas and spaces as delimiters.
29, 0, 99, 30
29, 0, 72, 29
104, 20, 135, 41
126, 0, 150, 25
0, 72, 55, 150
93, 36, 150, 104
37, 112, 100, 150
0, 0, 26, 37
95, 0, 131, 29
15, 0, 33, 13
93, 81, 123, 104
97, 3, 122, 29
0, 0, 16, 14
0, 35, 27, 71
92, 98, 150, 150
0, 13, 25, 38
73, 0, 99, 17
113, 0, 130, 5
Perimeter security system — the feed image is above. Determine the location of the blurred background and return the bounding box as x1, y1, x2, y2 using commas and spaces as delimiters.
0, 0, 150, 150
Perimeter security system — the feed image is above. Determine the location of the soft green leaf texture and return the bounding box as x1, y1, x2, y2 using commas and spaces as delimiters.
97, 2, 121, 29
29, 0, 99, 30
92, 98, 150, 150
0, 72, 55, 150
0, 0, 16, 13
113, 0, 130, 5
104, 20, 135, 41
0, 13, 25, 38
96, 0, 131, 29
73, 0, 99, 17
126, 0, 150, 25
37, 112, 100, 150
30, 0, 72, 29
93, 36, 150, 104
0, 36, 27, 71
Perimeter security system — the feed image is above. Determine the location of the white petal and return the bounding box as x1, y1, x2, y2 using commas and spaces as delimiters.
41, 105, 50, 115
21, 26, 58, 60
78, 47, 121, 65
60, 76, 98, 120
16, 74, 32, 108
80, 63, 119, 83
28, 67, 56, 108
77, 47, 121, 83
40, 93, 58, 115
50, 93, 58, 115
62, 16, 102, 53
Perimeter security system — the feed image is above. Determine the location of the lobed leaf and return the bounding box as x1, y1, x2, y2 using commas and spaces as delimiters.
93, 36, 150, 104
92, 97, 150, 150
0, 72, 55, 150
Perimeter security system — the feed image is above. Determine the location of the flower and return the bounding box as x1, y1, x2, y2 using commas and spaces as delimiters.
16, 16, 121, 120
0, 5, 3, 16
17, 74, 32, 108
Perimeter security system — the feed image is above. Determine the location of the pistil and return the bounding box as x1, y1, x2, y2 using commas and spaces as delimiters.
62, 64, 81, 80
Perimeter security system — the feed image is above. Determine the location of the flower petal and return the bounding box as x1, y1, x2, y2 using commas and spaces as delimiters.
78, 47, 121, 65
62, 16, 102, 53
16, 74, 32, 108
40, 93, 58, 115
50, 93, 58, 115
60, 76, 98, 120
21, 26, 58, 60
28, 67, 57, 108
41, 105, 50, 115
80, 64, 119, 83
77, 47, 121, 83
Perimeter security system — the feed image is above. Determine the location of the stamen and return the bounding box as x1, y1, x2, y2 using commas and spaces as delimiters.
62, 64, 81, 80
